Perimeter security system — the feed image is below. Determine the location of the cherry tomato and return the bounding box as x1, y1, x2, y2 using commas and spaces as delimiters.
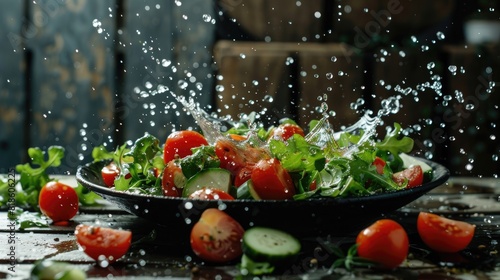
163, 130, 208, 163
269, 123, 305, 141
234, 165, 255, 188
372, 156, 386, 175
215, 139, 269, 176
39, 181, 79, 223
392, 165, 423, 188
356, 219, 409, 269
250, 158, 295, 200
309, 180, 317, 191
161, 160, 184, 197
188, 188, 234, 200
215, 139, 247, 175
190, 208, 244, 263
417, 212, 475, 253
101, 162, 120, 187
75, 224, 132, 263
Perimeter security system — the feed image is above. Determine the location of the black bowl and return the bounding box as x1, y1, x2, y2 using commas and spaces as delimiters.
76, 159, 449, 237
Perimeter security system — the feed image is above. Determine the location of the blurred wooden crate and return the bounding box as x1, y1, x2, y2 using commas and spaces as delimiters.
213, 41, 296, 125
441, 44, 500, 176
329, 0, 456, 46
213, 41, 362, 127
220, 0, 324, 42
297, 44, 364, 129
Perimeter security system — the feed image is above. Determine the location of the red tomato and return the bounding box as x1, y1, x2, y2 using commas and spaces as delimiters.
250, 158, 295, 200
372, 156, 386, 175
39, 181, 79, 223
356, 219, 409, 269
163, 130, 208, 163
215, 139, 269, 176
234, 165, 255, 188
190, 208, 244, 263
188, 188, 234, 200
417, 212, 476, 253
75, 224, 132, 263
161, 160, 184, 197
101, 162, 120, 187
309, 180, 317, 191
392, 165, 423, 188
270, 123, 305, 141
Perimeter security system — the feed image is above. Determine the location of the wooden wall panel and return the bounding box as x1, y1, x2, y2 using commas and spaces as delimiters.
171, 0, 216, 129
442, 45, 500, 176
122, 0, 216, 141
297, 44, 364, 129
27, 0, 116, 172
0, 2, 25, 172
121, 0, 175, 142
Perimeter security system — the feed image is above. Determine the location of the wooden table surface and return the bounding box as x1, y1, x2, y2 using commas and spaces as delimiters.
1, 176, 500, 279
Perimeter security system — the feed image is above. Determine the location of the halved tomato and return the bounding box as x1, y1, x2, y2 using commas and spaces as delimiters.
372, 156, 386, 175
75, 224, 132, 263
214, 139, 269, 176
417, 212, 475, 253
161, 160, 185, 197
163, 130, 208, 163
188, 187, 234, 200
190, 208, 244, 263
234, 165, 255, 188
392, 165, 423, 188
250, 158, 295, 200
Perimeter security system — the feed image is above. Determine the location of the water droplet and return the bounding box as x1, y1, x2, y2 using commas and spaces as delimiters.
448, 65, 457, 75
202, 14, 212, 22
436, 31, 445, 40
263, 95, 273, 103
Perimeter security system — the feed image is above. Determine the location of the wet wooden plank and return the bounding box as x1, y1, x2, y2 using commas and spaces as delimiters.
297, 44, 364, 129
27, 0, 116, 173
442, 44, 500, 177
0, 2, 25, 172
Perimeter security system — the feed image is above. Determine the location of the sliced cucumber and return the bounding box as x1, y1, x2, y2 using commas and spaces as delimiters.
399, 153, 433, 181
237, 180, 261, 200
182, 168, 231, 197
242, 227, 301, 263
31, 260, 87, 280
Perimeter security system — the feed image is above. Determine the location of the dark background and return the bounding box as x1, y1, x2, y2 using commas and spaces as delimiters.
1, 0, 499, 177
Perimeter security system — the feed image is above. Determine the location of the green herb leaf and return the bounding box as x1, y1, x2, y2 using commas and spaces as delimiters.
376, 123, 414, 155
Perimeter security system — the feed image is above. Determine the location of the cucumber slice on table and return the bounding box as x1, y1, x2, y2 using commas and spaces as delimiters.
399, 153, 433, 180
183, 168, 231, 197
242, 227, 301, 263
